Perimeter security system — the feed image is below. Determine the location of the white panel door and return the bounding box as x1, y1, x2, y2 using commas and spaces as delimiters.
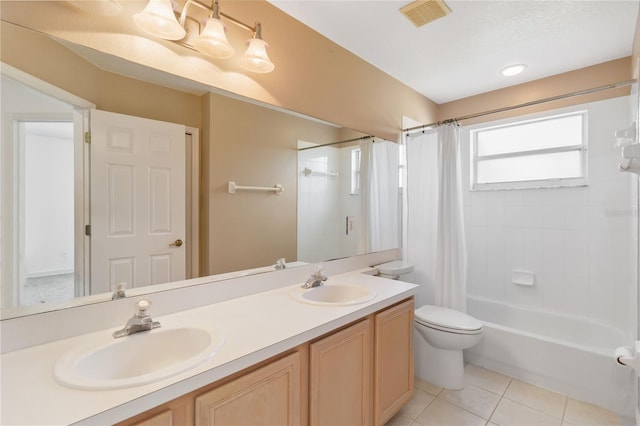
90, 110, 186, 295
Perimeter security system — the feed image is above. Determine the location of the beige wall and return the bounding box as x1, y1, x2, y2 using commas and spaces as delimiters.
0, 0, 437, 141
437, 57, 632, 126
203, 93, 345, 274
0, 21, 202, 128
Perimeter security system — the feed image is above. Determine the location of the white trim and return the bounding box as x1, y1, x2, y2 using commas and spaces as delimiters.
185, 127, 200, 279
1, 63, 95, 109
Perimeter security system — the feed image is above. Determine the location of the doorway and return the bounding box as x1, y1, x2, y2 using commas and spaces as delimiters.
18, 121, 75, 305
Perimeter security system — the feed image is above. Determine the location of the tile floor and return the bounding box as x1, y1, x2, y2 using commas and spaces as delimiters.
386, 364, 632, 426
21, 273, 74, 305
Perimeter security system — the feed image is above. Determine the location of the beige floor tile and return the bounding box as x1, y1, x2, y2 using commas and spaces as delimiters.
441, 384, 501, 419
503, 379, 567, 419
415, 397, 487, 426
415, 378, 443, 396
385, 412, 416, 426
397, 388, 436, 420
491, 398, 562, 426
564, 398, 621, 426
464, 365, 512, 395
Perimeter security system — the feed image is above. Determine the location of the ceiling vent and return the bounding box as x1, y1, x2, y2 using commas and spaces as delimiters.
400, 0, 451, 27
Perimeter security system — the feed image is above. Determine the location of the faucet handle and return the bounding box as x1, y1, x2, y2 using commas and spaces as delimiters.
314, 265, 328, 281
135, 299, 151, 316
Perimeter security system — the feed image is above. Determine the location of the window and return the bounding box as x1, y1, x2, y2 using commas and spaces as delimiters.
350, 148, 361, 195
470, 111, 587, 190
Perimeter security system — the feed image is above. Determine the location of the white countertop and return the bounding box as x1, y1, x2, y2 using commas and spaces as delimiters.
1, 269, 417, 425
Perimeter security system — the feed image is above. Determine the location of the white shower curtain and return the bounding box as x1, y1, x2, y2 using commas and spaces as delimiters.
405, 124, 467, 311
359, 139, 400, 254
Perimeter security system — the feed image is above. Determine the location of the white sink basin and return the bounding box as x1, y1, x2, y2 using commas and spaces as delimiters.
291, 283, 376, 306
54, 325, 223, 390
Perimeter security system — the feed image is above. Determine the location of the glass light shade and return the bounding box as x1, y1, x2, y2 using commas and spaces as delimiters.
193, 18, 235, 59
134, 0, 185, 41
239, 38, 275, 73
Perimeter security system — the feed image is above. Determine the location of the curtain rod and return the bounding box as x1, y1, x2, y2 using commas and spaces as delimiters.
403, 79, 637, 134
297, 135, 373, 151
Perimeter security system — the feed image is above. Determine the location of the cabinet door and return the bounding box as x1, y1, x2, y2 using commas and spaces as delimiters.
128, 410, 173, 426
309, 318, 373, 426
115, 393, 193, 426
195, 351, 302, 426
374, 298, 415, 425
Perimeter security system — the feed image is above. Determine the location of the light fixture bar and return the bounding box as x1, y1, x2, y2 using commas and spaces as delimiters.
135, 0, 274, 72
180, 0, 256, 33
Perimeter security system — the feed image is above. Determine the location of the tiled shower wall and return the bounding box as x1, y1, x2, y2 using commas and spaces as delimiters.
462, 96, 635, 333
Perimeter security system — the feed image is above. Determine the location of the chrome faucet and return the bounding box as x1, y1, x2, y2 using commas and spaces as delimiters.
111, 282, 127, 300
275, 258, 286, 270
113, 299, 161, 338
302, 266, 328, 289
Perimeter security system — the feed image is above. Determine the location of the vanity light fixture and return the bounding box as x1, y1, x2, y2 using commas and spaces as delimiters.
134, 0, 186, 40
134, 0, 275, 73
501, 64, 527, 77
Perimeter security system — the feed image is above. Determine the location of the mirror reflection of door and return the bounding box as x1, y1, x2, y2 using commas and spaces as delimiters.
1, 74, 193, 309
89, 110, 187, 295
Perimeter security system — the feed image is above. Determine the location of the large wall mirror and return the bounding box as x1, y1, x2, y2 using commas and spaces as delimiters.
0, 16, 401, 319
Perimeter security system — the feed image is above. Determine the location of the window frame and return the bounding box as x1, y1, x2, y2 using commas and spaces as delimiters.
470, 110, 588, 191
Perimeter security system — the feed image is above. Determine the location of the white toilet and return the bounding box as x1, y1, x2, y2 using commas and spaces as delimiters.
377, 261, 484, 390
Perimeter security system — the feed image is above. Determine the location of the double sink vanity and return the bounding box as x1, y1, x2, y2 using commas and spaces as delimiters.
1, 259, 417, 425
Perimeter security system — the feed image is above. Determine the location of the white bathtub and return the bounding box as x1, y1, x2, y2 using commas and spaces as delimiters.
464, 296, 635, 418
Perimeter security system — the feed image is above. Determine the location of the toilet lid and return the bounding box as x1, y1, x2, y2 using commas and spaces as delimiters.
377, 260, 414, 276
415, 305, 483, 332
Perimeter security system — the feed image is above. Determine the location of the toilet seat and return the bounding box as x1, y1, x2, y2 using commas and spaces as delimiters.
377, 261, 414, 276
415, 305, 483, 335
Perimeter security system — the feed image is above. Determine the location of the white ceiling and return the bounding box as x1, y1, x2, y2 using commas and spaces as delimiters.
268, 0, 639, 104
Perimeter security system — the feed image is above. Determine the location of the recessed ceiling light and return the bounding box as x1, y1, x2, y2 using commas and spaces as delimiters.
501, 64, 527, 77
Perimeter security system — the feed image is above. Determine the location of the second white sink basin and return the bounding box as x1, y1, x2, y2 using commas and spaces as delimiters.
292, 283, 376, 306
54, 325, 223, 390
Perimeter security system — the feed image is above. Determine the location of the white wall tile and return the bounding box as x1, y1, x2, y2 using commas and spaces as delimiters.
565, 230, 588, 278
542, 205, 565, 229
522, 204, 544, 228
522, 229, 544, 273
564, 206, 588, 230
565, 274, 590, 317
471, 194, 488, 227
504, 205, 523, 228
486, 202, 504, 228
462, 96, 633, 330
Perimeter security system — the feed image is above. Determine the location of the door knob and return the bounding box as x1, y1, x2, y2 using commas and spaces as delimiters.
169, 239, 183, 247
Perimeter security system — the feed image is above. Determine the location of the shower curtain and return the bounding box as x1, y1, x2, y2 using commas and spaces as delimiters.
406, 124, 467, 311
359, 139, 400, 254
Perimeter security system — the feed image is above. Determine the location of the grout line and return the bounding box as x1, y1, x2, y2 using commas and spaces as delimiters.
561, 396, 569, 423
486, 387, 508, 424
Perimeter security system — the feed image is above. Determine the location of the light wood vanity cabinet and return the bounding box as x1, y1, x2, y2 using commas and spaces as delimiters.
374, 298, 415, 425
309, 318, 373, 425
195, 351, 304, 425
117, 297, 414, 426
